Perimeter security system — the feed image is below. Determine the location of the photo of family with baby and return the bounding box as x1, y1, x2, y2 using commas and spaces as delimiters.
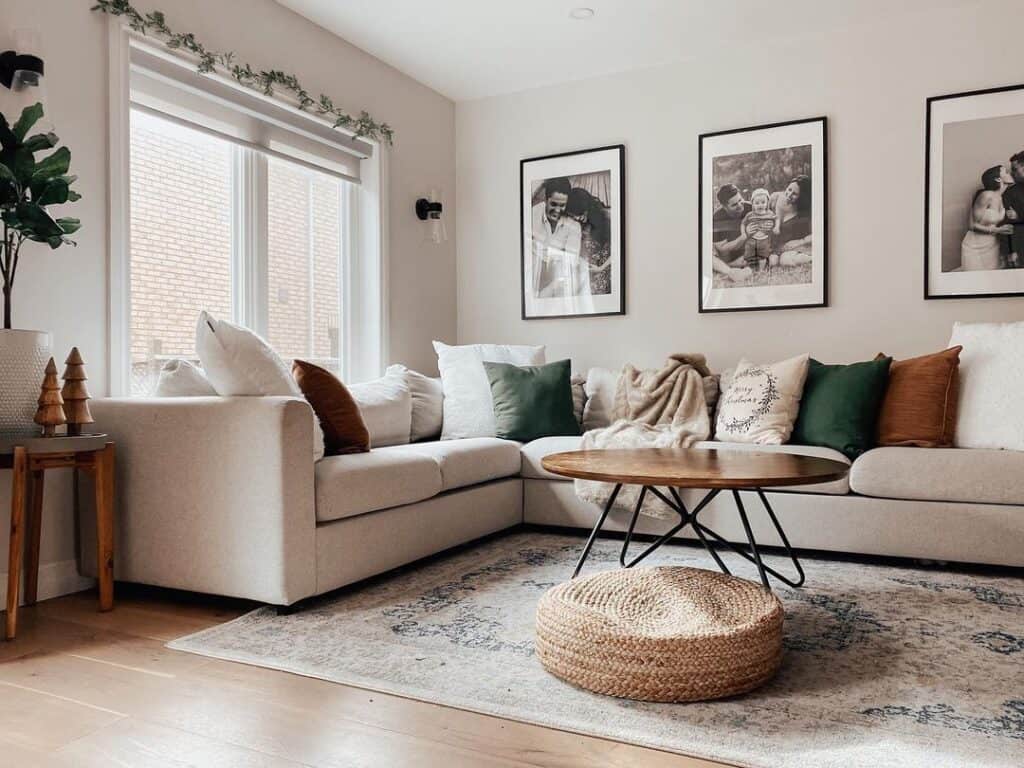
709, 145, 814, 289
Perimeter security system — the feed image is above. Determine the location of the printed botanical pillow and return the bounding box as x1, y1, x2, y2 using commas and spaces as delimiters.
715, 354, 810, 445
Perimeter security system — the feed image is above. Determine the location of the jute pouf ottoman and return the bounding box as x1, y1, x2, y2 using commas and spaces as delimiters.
535, 566, 784, 702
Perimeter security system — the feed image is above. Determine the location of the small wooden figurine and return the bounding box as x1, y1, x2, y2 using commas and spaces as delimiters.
34, 358, 66, 437
61, 346, 94, 437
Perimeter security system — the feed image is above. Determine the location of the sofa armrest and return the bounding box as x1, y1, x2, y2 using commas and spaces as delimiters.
83, 396, 317, 605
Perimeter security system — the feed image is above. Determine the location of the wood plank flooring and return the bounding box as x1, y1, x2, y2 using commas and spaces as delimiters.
0, 586, 731, 767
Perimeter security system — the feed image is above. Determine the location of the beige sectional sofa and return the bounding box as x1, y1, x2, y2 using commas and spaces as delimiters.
84, 396, 1024, 608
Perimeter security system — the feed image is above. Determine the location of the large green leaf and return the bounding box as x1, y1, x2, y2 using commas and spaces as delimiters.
11, 103, 44, 142
11, 148, 35, 186
31, 146, 71, 181
23, 132, 58, 154
34, 178, 70, 206
13, 202, 63, 239
56, 217, 81, 235
0, 163, 13, 183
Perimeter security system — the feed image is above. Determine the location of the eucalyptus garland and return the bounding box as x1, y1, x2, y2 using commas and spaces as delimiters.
91, 0, 394, 145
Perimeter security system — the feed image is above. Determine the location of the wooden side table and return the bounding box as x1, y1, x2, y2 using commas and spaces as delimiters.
1, 434, 115, 640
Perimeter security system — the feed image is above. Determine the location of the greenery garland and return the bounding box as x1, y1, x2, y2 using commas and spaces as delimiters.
91, 0, 394, 145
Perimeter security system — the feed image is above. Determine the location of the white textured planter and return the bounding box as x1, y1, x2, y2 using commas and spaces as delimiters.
0, 329, 52, 437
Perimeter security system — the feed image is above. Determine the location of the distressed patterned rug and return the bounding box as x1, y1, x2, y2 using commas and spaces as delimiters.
168, 532, 1024, 768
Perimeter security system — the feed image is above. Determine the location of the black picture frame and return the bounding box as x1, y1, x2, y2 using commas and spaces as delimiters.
520, 144, 626, 320
698, 116, 829, 313
925, 82, 1024, 300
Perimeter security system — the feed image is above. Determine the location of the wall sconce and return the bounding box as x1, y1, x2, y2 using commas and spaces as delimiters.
415, 190, 447, 244
0, 29, 49, 127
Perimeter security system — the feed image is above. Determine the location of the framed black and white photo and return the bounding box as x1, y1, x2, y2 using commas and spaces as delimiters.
926, 83, 1024, 299
699, 117, 828, 313
520, 145, 625, 319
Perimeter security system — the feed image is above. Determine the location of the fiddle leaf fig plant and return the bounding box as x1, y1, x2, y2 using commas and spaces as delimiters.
0, 102, 82, 329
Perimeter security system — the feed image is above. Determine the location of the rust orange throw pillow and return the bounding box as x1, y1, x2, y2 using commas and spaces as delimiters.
875, 346, 961, 447
292, 360, 370, 455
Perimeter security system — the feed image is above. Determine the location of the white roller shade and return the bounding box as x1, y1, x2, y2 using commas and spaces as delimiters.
128, 39, 370, 183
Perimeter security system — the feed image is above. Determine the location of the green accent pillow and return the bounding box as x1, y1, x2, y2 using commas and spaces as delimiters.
791, 357, 892, 459
484, 359, 580, 443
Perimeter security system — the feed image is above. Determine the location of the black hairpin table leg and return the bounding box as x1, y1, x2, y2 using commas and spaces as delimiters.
572, 483, 621, 578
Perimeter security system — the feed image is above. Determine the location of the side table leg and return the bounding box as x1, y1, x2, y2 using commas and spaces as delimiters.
23, 469, 44, 606
733, 489, 770, 590
6, 447, 28, 640
94, 443, 115, 612
572, 483, 621, 579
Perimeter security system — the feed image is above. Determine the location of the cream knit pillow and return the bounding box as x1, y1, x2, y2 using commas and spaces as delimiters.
715, 354, 810, 445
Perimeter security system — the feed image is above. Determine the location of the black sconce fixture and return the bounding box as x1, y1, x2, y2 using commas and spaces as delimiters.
416, 194, 447, 243
0, 30, 49, 127
415, 197, 443, 221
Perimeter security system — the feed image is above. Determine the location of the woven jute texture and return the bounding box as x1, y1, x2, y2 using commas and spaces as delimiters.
536, 566, 784, 702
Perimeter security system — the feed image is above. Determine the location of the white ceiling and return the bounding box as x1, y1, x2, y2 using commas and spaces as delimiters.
278, 0, 977, 102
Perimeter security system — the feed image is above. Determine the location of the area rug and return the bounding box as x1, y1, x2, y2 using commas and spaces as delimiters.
168, 532, 1024, 768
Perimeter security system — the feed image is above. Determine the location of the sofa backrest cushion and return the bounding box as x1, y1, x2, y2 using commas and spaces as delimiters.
348, 369, 413, 448
949, 321, 1024, 451
582, 367, 620, 431
387, 364, 444, 442
153, 359, 217, 397
292, 360, 370, 456
875, 346, 961, 448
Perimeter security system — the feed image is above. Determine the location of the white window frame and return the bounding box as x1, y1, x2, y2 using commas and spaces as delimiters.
106, 20, 387, 395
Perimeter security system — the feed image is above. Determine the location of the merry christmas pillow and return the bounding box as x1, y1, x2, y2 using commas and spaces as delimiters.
715, 354, 810, 444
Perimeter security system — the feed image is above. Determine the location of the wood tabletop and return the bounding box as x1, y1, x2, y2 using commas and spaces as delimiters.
0, 433, 109, 456
540, 447, 849, 489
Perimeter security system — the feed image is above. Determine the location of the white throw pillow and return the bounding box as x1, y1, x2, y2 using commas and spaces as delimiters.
153, 359, 217, 397
387, 364, 443, 442
433, 341, 546, 440
195, 311, 324, 460
714, 354, 810, 445
950, 321, 1024, 450
582, 367, 620, 431
349, 369, 413, 448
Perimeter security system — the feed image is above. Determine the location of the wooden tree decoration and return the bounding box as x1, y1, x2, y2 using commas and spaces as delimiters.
34, 358, 66, 437
62, 347, 94, 437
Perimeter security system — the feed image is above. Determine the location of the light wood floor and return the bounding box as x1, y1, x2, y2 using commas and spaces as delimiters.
0, 586, 730, 767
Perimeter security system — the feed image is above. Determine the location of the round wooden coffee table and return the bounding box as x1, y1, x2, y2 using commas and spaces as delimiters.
541, 447, 849, 591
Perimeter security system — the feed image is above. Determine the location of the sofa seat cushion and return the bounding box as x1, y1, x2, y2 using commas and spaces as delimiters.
395, 438, 522, 491
315, 448, 442, 522
522, 435, 585, 480
850, 447, 1024, 505
692, 441, 851, 495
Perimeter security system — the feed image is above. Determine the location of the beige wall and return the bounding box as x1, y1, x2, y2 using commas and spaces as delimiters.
455, 0, 1023, 374
1, 0, 456, 601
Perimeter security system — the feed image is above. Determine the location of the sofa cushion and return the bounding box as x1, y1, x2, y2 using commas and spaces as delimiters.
485, 359, 580, 442
850, 447, 1024, 505
695, 441, 851, 495
395, 438, 522, 491
315, 448, 442, 522
522, 435, 585, 480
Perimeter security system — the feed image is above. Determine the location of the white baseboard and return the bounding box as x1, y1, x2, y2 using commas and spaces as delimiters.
0, 559, 95, 606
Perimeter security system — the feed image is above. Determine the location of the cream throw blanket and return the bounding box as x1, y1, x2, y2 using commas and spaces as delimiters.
575, 354, 717, 520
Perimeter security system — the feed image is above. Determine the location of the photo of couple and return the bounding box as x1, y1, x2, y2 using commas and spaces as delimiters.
929, 88, 1024, 298
520, 144, 624, 319
529, 172, 613, 299
952, 152, 1024, 272
710, 145, 814, 289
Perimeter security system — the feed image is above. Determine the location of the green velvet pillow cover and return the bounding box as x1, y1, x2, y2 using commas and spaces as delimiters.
791, 357, 892, 459
484, 359, 580, 442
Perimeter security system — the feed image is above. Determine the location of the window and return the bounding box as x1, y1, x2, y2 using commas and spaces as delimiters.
114, 36, 383, 396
